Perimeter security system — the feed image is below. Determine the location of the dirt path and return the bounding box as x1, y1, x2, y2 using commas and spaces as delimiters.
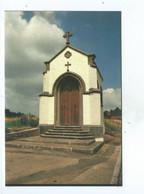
6, 144, 121, 185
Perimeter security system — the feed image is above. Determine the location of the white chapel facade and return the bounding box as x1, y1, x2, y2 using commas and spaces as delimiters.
39, 32, 104, 138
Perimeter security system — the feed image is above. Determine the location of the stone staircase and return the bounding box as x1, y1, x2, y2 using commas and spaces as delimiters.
41, 126, 94, 140
6, 126, 104, 155
39, 126, 104, 154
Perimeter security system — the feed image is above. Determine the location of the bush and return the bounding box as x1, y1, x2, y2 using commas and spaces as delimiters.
29, 119, 38, 127
20, 116, 29, 126
20, 115, 39, 127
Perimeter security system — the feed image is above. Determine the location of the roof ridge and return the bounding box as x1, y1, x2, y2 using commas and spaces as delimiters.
44, 45, 96, 64
68, 45, 96, 57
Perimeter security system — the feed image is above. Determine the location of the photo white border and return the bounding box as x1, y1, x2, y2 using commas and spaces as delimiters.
1, 0, 144, 193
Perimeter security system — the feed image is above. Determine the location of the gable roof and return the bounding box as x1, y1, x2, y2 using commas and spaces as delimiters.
44, 45, 96, 64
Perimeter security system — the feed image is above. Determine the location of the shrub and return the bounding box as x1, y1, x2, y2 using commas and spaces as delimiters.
20, 116, 29, 126
29, 119, 38, 127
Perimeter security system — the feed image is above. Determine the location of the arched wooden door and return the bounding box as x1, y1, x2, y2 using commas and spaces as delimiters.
60, 76, 80, 126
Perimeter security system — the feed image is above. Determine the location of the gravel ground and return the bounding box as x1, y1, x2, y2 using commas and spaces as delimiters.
6, 143, 121, 185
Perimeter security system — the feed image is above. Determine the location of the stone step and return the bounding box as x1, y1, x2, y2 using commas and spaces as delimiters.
19, 137, 95, 146
47, 129, 89, 134
41, 134, 94, 140
54, 127, 83, 131
55, 126, 81, 129
6, 139, 104, 155
45, 132, 92, 136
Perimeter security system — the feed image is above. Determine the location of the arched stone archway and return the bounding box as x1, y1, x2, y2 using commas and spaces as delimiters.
53, 72, 85, 127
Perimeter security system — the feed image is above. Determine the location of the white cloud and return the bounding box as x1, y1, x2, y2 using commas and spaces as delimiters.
5, 11, 65, 116
103, 88, 121, 111
33, 11, 61, 26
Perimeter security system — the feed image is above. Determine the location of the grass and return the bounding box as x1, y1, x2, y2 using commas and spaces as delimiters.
5, 117, 21, 122
104, 119, 122, 146
5, 115, 39, 134
6, 120, 22, 128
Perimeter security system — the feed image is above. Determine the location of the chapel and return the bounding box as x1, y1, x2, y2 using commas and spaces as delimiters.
39, 31, 105, 143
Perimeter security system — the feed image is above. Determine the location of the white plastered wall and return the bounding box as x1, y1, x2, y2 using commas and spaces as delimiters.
83, 93, 101, 125
97, 69, 104, 126
90, 93, 101, 125
43, 47, 90, 94
97, 70, 103, 89
83, 95, 90, 125
39, 96, 54, 124
40, 46, 103, 126
43, 72, 49, 92
88, 65, 97, 89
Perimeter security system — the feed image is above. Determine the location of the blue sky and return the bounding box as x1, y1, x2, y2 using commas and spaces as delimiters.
23, 11, 121, 90
5, 11, 121, 115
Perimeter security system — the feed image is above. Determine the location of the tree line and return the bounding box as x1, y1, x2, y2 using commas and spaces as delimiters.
5, 109, 37, 118
104, 107, 121, 119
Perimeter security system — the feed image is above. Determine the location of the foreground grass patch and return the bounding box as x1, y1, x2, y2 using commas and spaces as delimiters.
5, 115, 39, 133
6, 120, 21, 128
104, 119, 122, 145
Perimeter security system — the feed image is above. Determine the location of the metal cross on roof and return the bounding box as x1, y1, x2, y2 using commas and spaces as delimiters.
65, 61, 71, 71
63, 31, 73, 45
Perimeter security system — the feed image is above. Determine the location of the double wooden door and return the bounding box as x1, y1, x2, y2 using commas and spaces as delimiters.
60, 77, 80, 125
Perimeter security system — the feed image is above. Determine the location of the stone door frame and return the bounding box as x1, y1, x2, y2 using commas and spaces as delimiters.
52, 72, 86, 128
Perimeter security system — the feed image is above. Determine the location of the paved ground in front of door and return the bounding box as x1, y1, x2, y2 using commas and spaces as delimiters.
6, 143, 121, 185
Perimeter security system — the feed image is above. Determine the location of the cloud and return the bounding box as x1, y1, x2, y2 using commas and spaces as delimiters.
33, 11, 61, 26
5, 11, 65, 116
103, 88, 121, 111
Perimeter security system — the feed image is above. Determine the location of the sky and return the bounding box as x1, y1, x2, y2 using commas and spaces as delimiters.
5, 11, 121, 116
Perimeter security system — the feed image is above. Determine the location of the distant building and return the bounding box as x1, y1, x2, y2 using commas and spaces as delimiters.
104, 107, 121, 119
110, 116, 121, 120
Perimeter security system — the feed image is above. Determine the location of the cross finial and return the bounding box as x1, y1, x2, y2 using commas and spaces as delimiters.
63, 31, 73, 45
65, 62, 71, 71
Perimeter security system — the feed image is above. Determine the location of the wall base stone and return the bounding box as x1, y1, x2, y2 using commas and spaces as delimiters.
39, 125, 54, 134
6, 128, 39, 141
83, 125, 104, 138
